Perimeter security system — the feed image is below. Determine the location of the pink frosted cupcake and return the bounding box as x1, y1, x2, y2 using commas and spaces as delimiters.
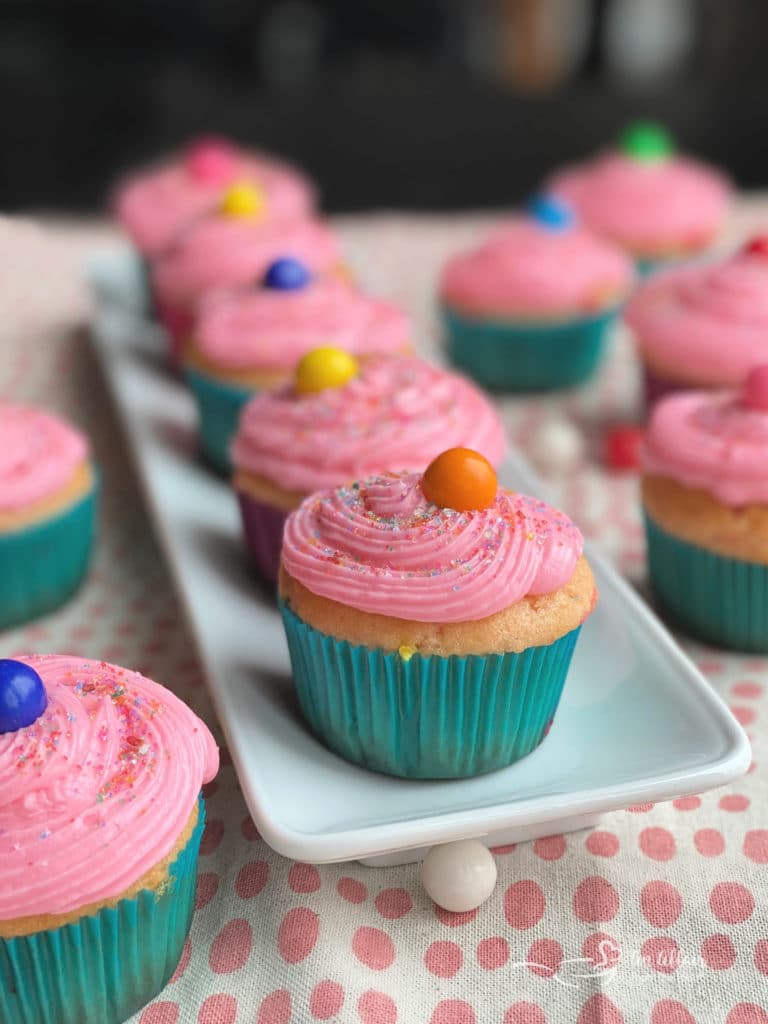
113, 135, 316, 260
549, 122, 731, 272
231, 351, 506, 581
626, 238, 768, 408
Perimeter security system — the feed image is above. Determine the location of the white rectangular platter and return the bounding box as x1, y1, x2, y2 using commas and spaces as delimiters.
90, 245, 750, 866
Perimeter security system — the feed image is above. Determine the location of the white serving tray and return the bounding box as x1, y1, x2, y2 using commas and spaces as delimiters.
89, 245, 750, 866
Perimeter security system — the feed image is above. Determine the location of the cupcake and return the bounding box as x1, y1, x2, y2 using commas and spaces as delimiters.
0, 403, 98, 628
232, 351, 507, 582
439, 196, 634, 392
279, 448, 596, 778
186, 270, 411, 475
627, 239, 768, 409
113, 135, 316, 260
549, 121, 732, 274
151, 191, 342, 364
0, 655, 219, 1024
642, 367, 768, 652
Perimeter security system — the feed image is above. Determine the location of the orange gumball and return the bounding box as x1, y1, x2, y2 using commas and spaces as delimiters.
421, 448, 498, 512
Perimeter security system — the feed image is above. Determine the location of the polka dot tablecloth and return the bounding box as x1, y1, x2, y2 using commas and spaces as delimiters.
1, 210, 767, 1024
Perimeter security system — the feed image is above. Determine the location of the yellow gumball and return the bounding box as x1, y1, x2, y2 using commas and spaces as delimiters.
220, 182, 266, 219
295, 347, 359, 394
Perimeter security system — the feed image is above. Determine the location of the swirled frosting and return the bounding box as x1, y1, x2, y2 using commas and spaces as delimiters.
282, 472, 583, 622
439, 218, 633, 317
0, 403, 89, 512
643, 390, 768, 506
114, 144, 315, 257
626, 250, 768, 385
196, 280, 409, 372
0, 656, 218, 920
152, 215, 341, 310
232, 356, 506, 491
549, 153, 731, 253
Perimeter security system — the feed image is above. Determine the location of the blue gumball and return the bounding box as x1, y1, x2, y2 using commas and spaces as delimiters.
527, 194, 575, 232
0, 659, 47, 733
263, 257, 312, 290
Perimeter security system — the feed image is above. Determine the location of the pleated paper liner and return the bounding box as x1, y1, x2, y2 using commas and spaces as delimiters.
237, 490, 289, 585
184, 367, 253, 476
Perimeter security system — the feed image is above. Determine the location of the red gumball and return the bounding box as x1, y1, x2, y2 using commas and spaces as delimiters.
743, 236, 768, 259
604, 426, 643, 471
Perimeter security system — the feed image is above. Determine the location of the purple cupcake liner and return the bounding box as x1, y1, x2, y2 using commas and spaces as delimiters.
237, 491, 290, 584
642, 365, 690, 411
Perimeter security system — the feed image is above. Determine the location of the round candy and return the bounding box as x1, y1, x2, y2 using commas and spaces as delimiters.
742, 365, 768, 411
295, 347, 359, 394
529, 416, 585, 476
421, 448, 498, 513
422, 839, 498, 913
604, 425, 643, 471
220, 182, 266, 219
185, 137, 237, 185
743, 236, 768, 259
620, 121, 674, 163
0, 659, 47, 734
263, 257, 312, 291
527, 194, 574, 232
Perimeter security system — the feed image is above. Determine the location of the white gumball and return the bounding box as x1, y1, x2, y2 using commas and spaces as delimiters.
422, 839, 497, 912
528, 417, 585, 476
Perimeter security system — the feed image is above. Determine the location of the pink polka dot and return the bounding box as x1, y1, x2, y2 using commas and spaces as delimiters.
527, 939, 563, 978
642, 936, 681, 974
698, 659, 723, 674
241, 816, 260, 841
277, 907, 320, 964
199, 819, 224, 855
639, 828, 676, 861
719, 794, 750, 812
504, 880, 545, 929
375, 888, 413, 919
139, 1003, 180, 1024
209, 918, 252, 974
694, 829, 725, 857
744, 830, 768, 863
533, 835, 566, 860
429, 1000, 476, 1024
672, 795, 701, 811
585, 831, 619, 857
338, 877, 368, 904
641, 881, 682, 927
195, 872, 219, 909
726, 1006, 768, 1024
198, 994, 237, 1024
710, 882, 754, 924
573, 876, 619, 923
169, 939, 191, 983
650, 1000, 697, 1024
358, 991, 398, 1024
754, 939, 768, 976
477, 937, 509, 970
576, 995, 624, 1024
504, 1005, 547, 1024
257, 990, 292, 1024
425, 940, 463, 978
434, 906, 478, 926
310, 981, 345, 1020
731, 705, 756, 726
732, 681, 763, 698
701, 933, 736, 970
352, 927, 396, 970
626, 802, 655, 813
289, 863, 321, 893
582, 932, 620, 970
235, 860, 269, 899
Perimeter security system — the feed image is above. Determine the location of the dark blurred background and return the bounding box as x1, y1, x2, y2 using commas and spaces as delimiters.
2, 0, 767, 213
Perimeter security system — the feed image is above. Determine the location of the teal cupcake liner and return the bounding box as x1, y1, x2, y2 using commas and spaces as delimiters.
184, 367, 254, 476
441, 304, 618, 392
645, 512, 768, 653
0, 798, 205, 1024
0, 481, 98, 630
280, 601, 581, 779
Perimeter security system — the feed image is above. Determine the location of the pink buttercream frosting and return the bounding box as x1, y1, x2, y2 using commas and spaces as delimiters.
643, 389, 768, 506
114, 140, 316, 257
0, 403, 89, 512
196, 280, 409, 372
0, 656, 218, 920
232, 356, 506, 492
152, 215, 341, 310
439, 218, 633, 318
626, 249, 768, 386
549, 152, 730, 253
282, 472, 583, 622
